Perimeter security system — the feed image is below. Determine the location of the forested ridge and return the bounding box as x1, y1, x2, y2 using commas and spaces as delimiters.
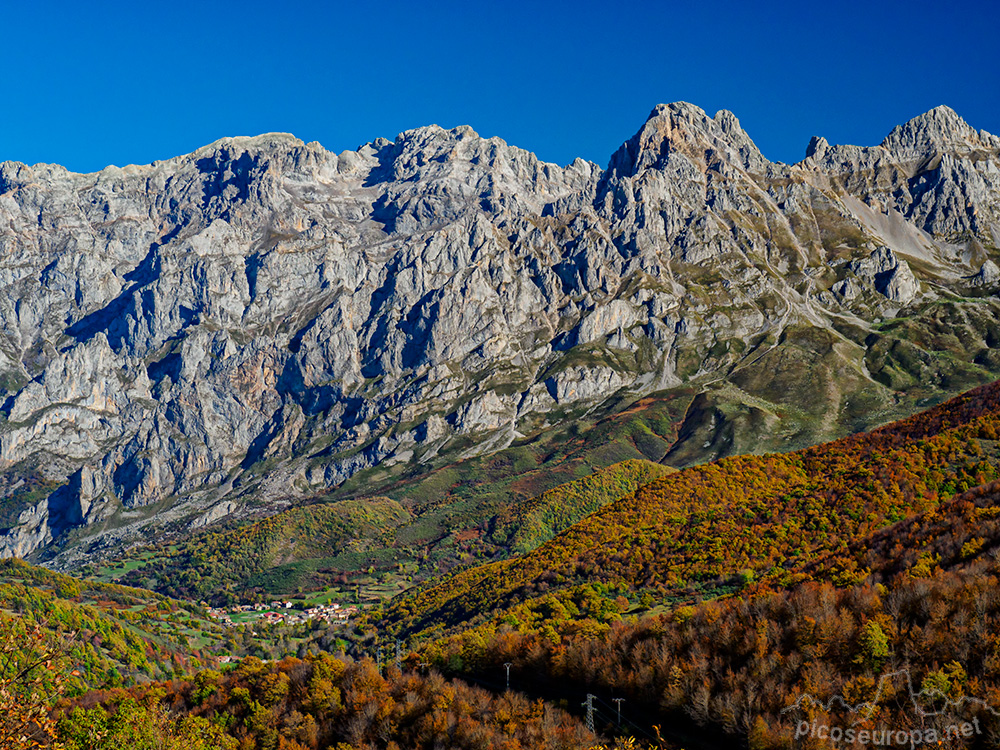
384, 381, 1000, 643
26, 648, 599, 750
425, 479, 1000, 747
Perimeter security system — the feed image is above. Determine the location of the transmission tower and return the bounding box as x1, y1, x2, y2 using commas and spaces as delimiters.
504, 662, 512, 691
613, 697, 625, 725
583, 693, 595, 734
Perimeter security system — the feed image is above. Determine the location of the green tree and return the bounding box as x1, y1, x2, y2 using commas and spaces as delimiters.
855, 620, 889, 670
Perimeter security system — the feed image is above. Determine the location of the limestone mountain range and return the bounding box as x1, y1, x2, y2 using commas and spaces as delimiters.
1, 102, 998, 565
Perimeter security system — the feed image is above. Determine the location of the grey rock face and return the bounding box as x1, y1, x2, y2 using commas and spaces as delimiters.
806, 136, 830, 160
848, 247, 920, 304
809, 106, 1000, 243
0, 105, 998, 562
970, 259, 1000, 287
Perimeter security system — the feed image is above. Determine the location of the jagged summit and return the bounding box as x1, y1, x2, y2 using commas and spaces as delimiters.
5, 104, 990, 182
880, 104, 997, 159
799, 106, 998, 167
805, 135, 830, 160
603, 101, 767, 182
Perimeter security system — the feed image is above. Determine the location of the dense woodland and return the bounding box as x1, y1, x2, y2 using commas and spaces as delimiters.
432, 568, 1000, 749
0, 559, 220, 687
49, 649, 598, 749
429, 483, 1000, 747
486, 459, 673, 554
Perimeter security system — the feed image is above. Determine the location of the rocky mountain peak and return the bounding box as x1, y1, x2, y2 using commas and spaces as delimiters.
796, 106, 1000, 242
360, 123, 600, 227
191, 132, 307, 157
603, 102, 767, 182
711, 108, 766, 165
805, 135, 830, 160
880, 105, 998, 160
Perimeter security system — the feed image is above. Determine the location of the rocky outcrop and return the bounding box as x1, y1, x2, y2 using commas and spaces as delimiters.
807, 106, 1000, 243
970, 259, 1000, 287
1, 104, 998, 562
847, 247, 920, 304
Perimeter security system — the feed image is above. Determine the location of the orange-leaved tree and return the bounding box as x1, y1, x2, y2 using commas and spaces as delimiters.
0, 614, 73, 749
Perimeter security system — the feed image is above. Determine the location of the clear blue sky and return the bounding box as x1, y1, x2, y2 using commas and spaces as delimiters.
2, 0, 997, 172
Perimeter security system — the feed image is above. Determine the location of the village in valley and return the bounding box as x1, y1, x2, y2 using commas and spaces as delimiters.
207, 600, 360, 627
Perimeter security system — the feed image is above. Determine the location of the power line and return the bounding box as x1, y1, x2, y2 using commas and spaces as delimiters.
437, 671, 661, 743
593, 695, 661, 742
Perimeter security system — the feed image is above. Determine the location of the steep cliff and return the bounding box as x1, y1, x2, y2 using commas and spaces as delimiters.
1, 104, 998, 563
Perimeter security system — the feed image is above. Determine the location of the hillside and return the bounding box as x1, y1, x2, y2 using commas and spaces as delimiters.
109, 453, 673, 605
419, 470, 1000, 749
394, 383, 1000, 748
805, 477, 1000, 584
433, 560, 1000, 749
53, 653, 597, 750
0, 558, 220, 689
109, 497, 412, 602
27, 379, 1000, 749
384, 379, 1000, 642
8, 380, 1000, 749
1, 103, 999, 568
487, 458, 674, 554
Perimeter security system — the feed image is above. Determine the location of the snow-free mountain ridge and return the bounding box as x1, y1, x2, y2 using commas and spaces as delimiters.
1, 102, 998, 564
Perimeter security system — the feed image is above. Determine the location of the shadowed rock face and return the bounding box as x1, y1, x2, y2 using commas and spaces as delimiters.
1, 104, 999, 561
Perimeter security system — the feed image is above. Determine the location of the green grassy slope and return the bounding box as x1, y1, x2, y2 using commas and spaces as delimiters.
488, 458, 674, 554
114, 497, 411, 601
